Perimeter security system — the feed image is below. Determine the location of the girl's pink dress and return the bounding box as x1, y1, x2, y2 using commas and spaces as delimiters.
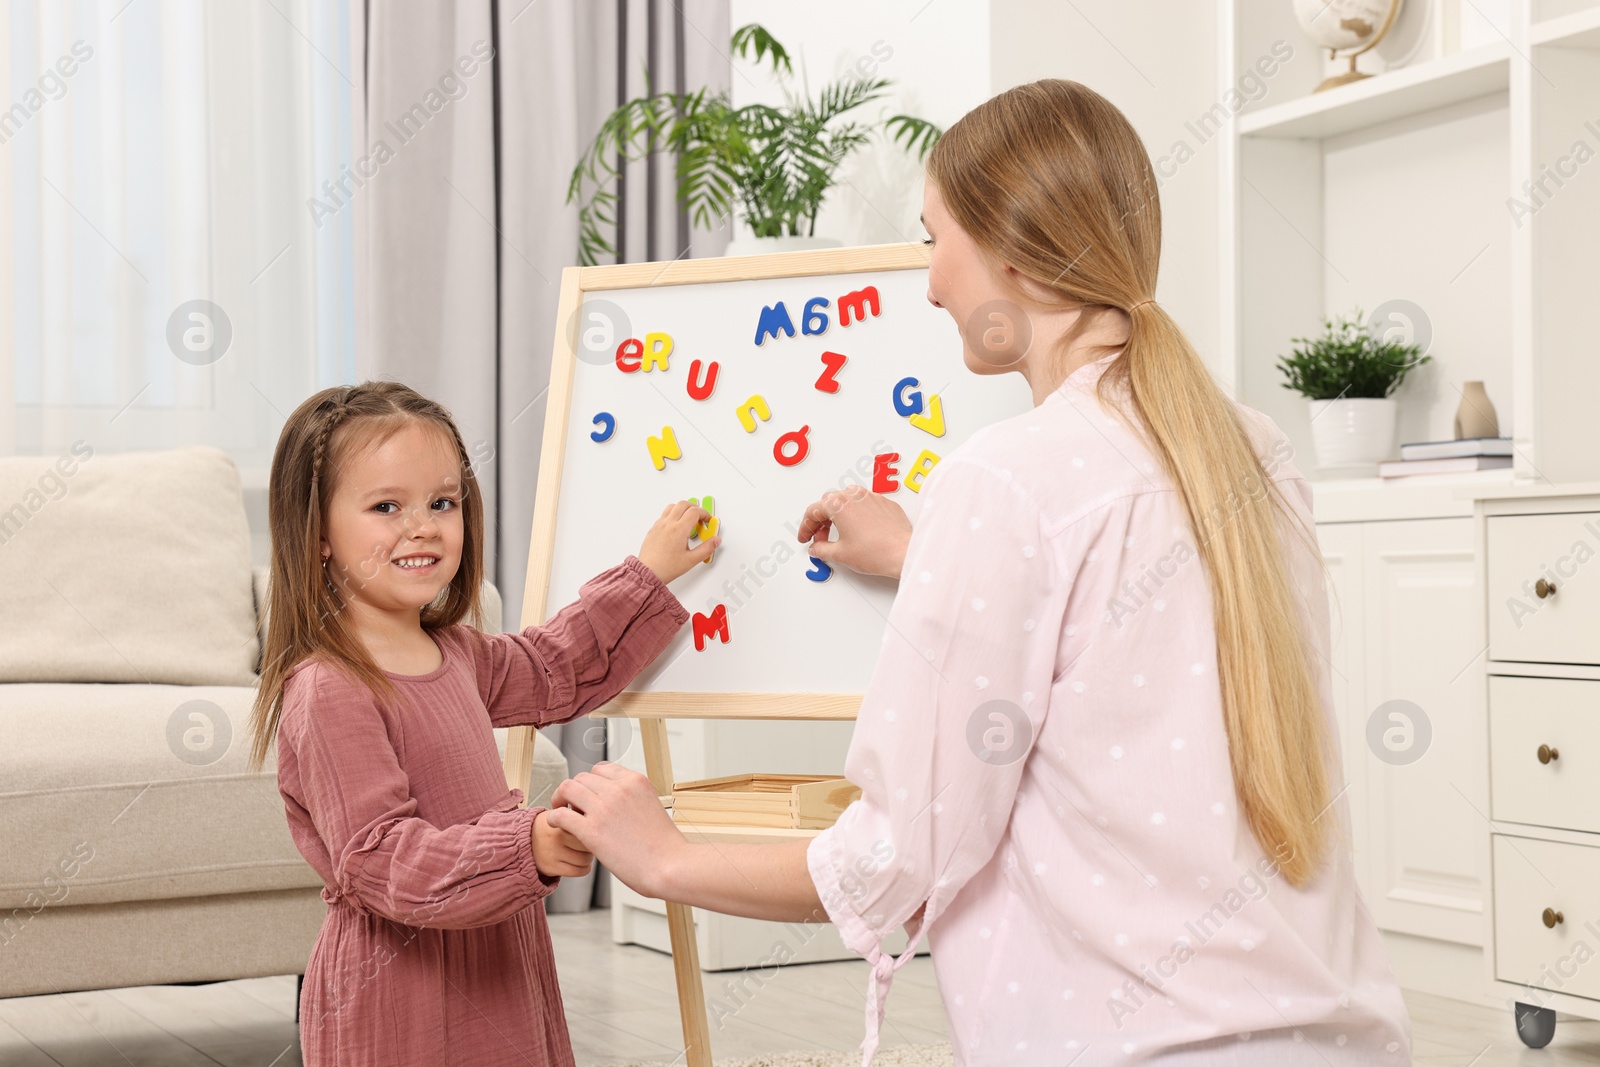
275, 555, 688, 1067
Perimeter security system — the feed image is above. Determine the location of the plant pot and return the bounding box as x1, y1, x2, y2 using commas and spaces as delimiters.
1307, 396, 1397, 474
722, 234, 843, 258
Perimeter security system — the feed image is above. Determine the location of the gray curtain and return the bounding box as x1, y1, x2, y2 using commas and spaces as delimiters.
350, 0, 732, 909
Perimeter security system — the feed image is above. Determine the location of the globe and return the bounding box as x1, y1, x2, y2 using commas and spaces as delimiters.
1293, 0, 1397, 52
1292, 0, 1403, 91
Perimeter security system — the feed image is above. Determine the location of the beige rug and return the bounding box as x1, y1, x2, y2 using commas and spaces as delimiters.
604, 1044, 953, 1066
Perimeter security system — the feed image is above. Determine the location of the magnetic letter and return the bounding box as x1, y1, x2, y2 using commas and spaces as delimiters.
805, 556, 833, 582
893, 376, 924, 417
690, 494, 718, 564
692, 603, 730, 650
908, 393, 946, 437
774, 425, 811, 467
815, 351, 848, 394
647, 426, 683, 471
802, 296, 831, 335
904, 448, 941, 493
591, 412, 616, 442
754, 302, 795, 345
690, 495, 719, 542
687, 359, 720, 401
737, 394, 772, 433
615, 338, 643, 373
872, 452, 900, 492
837, 285, 881, 327
641, 331, 673, 372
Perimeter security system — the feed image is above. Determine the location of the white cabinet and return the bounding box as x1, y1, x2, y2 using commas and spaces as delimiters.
1317, 517, 1486, 948
1480, 489, 1600, 1046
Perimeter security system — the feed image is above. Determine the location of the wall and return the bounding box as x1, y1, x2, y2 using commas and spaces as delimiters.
727, 0, 991, 247
990, 0, 1227, 378
726, 2, 1230, 380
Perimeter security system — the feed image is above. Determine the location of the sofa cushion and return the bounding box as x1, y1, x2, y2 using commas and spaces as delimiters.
0, 682, 322, 910
0, 682, 573, 911
0, 445, 258, 686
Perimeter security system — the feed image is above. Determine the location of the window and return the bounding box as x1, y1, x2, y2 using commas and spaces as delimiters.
4, 0, 356, 477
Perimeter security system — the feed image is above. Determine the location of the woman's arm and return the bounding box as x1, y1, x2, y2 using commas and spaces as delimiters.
546, 762, 824, 921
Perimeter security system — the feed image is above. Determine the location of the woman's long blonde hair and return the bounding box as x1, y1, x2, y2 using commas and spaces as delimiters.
246, 381, 486, 770
928, 80, 1331, 886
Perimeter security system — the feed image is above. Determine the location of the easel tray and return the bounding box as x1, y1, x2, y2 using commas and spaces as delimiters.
669, 773, 861, 830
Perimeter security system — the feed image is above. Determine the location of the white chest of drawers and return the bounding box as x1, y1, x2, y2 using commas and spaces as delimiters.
1480, 488, 1600, 1048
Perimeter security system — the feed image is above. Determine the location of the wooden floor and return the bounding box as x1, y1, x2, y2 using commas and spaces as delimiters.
1, 909, 1597, 1065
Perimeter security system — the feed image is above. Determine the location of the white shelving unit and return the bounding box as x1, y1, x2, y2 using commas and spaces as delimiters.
1222, 0, 1600, 1047
1223, 0, 1600, 494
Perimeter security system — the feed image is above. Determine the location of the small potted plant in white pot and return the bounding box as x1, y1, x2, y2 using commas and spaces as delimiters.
1277, 309, 1431, 474
566, 24, 942, 264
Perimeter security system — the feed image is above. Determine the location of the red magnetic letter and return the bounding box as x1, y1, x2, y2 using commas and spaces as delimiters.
615, 338, 643, 373
872, 452, 900, 493
815, 351, 848, 393
692, 604, 730, 650
687, 358, 720, 401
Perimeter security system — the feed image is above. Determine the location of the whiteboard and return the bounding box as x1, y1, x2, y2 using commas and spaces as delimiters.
535, 246, 1034, 706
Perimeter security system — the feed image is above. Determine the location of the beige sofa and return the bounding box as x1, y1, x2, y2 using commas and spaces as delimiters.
0, 444, 570, 999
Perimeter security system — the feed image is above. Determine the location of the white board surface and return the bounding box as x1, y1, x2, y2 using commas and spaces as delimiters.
543, 261, 1034, 697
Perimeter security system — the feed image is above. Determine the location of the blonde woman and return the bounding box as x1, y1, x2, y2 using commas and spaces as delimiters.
548, 79, 1411, 1066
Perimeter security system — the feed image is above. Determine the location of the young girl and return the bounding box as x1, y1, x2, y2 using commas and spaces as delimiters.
247, 380, 718, 1066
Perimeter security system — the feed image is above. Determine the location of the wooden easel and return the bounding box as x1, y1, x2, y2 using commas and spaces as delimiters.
504, 246, 924, 1065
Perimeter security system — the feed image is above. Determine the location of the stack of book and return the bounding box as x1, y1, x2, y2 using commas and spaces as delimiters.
1378, 437, 1513, 478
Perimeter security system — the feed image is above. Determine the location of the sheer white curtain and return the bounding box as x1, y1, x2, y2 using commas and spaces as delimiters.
2, 0, 356, 477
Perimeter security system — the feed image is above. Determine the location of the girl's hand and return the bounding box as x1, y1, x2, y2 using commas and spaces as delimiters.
796, 483, 912, 580
545, 763, 686, 900
637, 500, 721, 585
531, 810, 594, 879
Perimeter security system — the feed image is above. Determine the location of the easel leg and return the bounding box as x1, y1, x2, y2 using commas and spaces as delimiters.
638, 717, 712, 1067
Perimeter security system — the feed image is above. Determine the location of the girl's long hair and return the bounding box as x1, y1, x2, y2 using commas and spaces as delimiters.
247, 381, 486, 770
927, 79, 1331, 886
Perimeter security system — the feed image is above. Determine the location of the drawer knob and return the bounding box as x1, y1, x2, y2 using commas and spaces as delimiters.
1538, 744, 1561, 765
1543, 907, 1565, 929
1536, 578, 1557, 599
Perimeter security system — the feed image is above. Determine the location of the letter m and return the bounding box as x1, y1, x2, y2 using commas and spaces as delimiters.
692, 604, 730, 650
754, 302, 795, 346
838, 286, 881, 327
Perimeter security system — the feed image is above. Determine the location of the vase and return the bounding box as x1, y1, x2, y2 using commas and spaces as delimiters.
1308, 396, 1398, 474
722, 234, 843, 258
1454, 380, 1499, 439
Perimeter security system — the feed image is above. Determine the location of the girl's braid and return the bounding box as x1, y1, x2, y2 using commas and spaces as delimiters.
309, 389, 352, 492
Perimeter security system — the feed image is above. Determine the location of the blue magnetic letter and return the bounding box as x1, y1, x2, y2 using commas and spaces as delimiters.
892, 377, 924, 417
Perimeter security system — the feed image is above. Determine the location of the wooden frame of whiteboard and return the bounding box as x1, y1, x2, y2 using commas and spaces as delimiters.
504, 242, 930, 1067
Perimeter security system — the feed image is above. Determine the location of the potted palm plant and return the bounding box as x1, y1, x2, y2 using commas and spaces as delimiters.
1277, 309, 1431, 473
567, 24, 942, 265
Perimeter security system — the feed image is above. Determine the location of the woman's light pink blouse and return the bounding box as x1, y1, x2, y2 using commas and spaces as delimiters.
806, 353, 1412, 1066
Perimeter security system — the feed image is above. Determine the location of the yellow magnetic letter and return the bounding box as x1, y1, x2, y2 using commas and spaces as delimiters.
647, 425, 682, 471
904, 449, 941, 493
907, 393, 946, 438
642, 331, 674, 372
736, 394, 771, 433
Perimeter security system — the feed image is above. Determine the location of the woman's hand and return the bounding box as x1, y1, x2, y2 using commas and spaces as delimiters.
545, 763, 687, 899
530, 809, 594, 879
796, 483, 912, 580
637, 500, 721, 585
